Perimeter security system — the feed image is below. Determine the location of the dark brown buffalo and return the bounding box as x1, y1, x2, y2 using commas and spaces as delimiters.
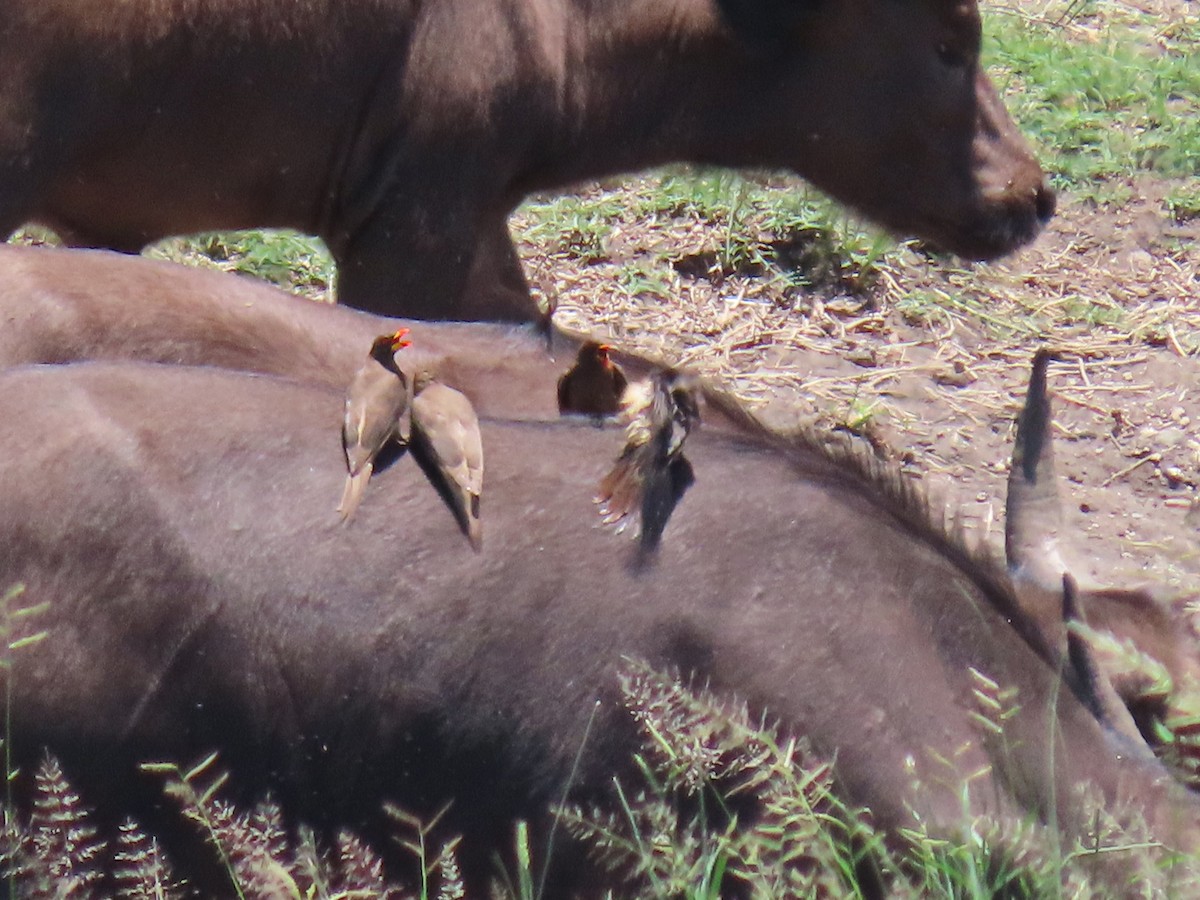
0, 0, 1054, 321
1, 361, 1195, 894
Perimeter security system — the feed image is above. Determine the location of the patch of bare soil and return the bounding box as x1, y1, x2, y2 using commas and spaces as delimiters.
524, 180, 1200, 597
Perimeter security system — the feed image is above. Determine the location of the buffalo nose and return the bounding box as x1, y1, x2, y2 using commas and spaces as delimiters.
1034, 179, 1056, 224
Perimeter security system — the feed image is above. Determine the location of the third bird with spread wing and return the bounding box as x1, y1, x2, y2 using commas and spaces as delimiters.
597, 368, 701, 552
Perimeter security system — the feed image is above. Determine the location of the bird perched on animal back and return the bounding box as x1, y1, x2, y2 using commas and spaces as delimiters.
338, 329, 412, 522
596, 367, 700, 552
410, 372, 484, 551
557, 341, 627, 420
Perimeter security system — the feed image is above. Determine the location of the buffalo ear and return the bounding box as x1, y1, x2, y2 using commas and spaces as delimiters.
713, 0, 823, 49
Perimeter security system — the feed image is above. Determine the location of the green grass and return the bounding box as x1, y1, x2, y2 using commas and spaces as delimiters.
1165, 177, 1200, 222
146, 229, 336, 301
519, 194, 619, 263
1060, 294, 1128, 329
516, 168, 896, 305
985, 6, 1200, 194
6, 653, 1200, 897
561, 660, 1197, 899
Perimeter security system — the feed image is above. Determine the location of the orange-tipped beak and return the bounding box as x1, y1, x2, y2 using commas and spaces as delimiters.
391, 328, 412, 351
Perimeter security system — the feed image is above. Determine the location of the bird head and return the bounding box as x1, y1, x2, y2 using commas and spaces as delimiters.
369, 330, 411, 366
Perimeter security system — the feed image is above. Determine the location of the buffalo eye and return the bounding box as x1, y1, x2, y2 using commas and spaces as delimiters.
936, 41, 970, 69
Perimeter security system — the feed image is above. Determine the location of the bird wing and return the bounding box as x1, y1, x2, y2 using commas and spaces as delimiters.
414, 384, 483, 495
343, 367, 407, 474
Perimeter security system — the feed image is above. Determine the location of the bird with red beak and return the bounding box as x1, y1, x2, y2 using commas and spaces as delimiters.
557, 341, 627, 421
338, 328, 412, 522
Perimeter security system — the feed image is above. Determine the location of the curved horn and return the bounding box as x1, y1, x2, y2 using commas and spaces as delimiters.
1006, 349, 1068, 595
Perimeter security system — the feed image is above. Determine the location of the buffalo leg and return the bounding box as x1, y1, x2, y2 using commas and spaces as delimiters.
336, 203, 537, 322
0, 154, 38, 242
42, 218, 147, 253
460, 215, 537, 323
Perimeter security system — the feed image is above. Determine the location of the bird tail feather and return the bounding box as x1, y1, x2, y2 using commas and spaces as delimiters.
337, 463, 374, 522
466, 501, 484, 553
596, 451, 642, 526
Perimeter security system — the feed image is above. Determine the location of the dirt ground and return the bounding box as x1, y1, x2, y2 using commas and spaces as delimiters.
528, 181, 1200, 598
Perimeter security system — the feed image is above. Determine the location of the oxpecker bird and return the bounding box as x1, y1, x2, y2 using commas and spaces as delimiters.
410, 372, 485, 551
338, 329, 412, 522
597, 368, 700, 552
557, 342, 627, 420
